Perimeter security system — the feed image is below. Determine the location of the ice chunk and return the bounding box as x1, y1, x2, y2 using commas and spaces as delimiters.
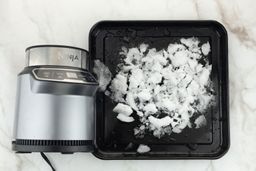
188, 58, 198, 70
136, 110, 144, 117
176, 112, 190, 129
151, 62, 163, 72
143, 103, 157, 115
122, 64, 136, 73
129, 68, 144, 89
139, 43, 149, 53
180, 37, 200, 49
199, 66, 211, 86
109, 73, 128, 102
187, 80, 200, 95
194, 115, 207, 128
113, 103, 133, 116
137, 144, 151, 153
167, 43, 186, 55
126, 93, 138, 110
148, 116, 172, 128
154, 52, 168, 66
196, 64, 203, 73
125, 47, 142, 65
201, 42, 211, 55
171, 51, 188, 67
146, 72, 162, 84
157, 98, 175, 112
172, 127, 182, 133
137, 89, 151, 101
93, 60, 112, 91
117, 113, 134, 123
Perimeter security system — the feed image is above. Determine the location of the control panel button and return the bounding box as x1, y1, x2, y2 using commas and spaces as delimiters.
66, 72, 78, 79
54, 71, 65, 80
37, 70, 51, 79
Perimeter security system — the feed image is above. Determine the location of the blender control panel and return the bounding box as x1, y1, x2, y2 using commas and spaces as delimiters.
32, 68, 98, 84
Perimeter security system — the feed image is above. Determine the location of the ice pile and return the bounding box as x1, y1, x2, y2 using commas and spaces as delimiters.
94, 37, 215, 138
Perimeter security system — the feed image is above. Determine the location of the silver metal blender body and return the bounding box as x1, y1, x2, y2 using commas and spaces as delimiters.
13, 45, 98, 152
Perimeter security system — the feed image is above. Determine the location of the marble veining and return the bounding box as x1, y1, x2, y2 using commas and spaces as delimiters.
1, 0, 256, 170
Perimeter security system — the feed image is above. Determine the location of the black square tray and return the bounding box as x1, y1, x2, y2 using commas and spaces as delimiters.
89, 20, 229, 159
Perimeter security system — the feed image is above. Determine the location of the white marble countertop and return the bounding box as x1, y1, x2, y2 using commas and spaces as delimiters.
0, 0, 256, 170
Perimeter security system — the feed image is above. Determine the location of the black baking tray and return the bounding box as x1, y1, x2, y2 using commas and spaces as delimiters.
89, 20, 229, 159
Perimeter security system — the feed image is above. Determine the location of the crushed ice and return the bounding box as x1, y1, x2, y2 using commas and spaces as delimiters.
93, 37, 215, 139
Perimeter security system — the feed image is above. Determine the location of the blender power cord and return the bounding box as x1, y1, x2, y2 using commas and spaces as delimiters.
40, 152, 56, 171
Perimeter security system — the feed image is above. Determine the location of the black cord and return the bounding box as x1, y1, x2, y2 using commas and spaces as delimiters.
40, 152, 56, 171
